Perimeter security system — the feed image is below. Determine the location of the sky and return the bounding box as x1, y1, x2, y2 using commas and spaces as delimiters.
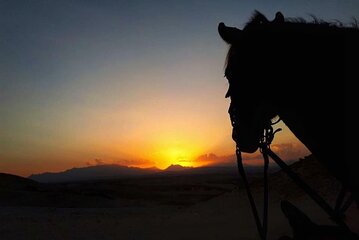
1, 0, 358, 176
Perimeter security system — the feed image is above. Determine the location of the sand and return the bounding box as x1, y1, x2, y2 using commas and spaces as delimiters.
1, 187, 357, 240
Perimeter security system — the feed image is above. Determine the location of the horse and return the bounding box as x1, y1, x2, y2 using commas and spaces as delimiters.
218, 10, 358, 204
218, 10, 358, 238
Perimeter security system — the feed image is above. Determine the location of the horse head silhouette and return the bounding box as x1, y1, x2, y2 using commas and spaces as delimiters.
218, 11, 358, 203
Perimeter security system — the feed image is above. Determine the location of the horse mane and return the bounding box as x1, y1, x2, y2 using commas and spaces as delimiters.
224, 11, 359, 70
247, 10, 358, 29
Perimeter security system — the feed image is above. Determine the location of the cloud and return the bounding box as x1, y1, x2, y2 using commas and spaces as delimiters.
178, 159, 193, 163
195, 153, 236, 167
85, 158, 155, 168
115, 158, 156, 167
196, 143, 310, 167
269, 143, 310, 160
86, 158, 105, 166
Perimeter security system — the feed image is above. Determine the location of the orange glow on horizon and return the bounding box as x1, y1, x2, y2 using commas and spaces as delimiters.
149, 141, 203, 169
1, 119, 310, 177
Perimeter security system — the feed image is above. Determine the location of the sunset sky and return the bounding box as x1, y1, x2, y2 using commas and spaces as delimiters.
1, 0, 358, 177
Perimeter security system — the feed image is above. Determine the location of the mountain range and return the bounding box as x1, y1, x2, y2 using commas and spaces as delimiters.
28, 163, 270, 183
29, 164, 160, 183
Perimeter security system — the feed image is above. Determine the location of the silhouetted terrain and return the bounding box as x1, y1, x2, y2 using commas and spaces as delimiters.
28, 163, 271, 183
165, 164, 192, 172
29, 164, 161, 183
1, 170, 239, 208
0, 173, 38, 191
267, 155, 342, 200
0, 155, 340, 208
1, 156, 357, 240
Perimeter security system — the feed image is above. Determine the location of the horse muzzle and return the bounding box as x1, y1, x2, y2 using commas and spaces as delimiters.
238, 143, 259, 153
232, 127, 260, 153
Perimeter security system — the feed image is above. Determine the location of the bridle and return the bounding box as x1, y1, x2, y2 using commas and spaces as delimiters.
229, 103, 356, 240
231, 109, 279, 240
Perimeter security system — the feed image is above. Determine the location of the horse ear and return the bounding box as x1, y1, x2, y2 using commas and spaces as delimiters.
218, 22, 242, 44
252, 11, 269, 24
274, 12, 284, 23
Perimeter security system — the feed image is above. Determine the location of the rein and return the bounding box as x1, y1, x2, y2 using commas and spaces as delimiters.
230, 111, 355, 239
234, 122, 277, 240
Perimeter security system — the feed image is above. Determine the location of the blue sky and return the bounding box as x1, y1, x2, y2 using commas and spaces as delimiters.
1, 0, 358, 176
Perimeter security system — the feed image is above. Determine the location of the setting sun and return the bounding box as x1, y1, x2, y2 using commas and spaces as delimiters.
152, 143, 201, 169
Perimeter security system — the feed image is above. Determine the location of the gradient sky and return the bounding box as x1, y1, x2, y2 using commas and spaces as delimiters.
1, 0, 358, 176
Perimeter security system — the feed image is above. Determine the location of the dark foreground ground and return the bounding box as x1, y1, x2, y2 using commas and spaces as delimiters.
1, 156, 358, 240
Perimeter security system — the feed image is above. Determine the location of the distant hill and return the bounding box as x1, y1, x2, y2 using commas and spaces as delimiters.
29, 164, 161, 183
252, 154, 341, 201
27, 162, 276, 183
165, 164, 192, 172
0, 173, 38, 190
1, 154, 340, 209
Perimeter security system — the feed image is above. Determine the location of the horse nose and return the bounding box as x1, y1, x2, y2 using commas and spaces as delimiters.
233, 130, 260, 153
237, 141, 259, 153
